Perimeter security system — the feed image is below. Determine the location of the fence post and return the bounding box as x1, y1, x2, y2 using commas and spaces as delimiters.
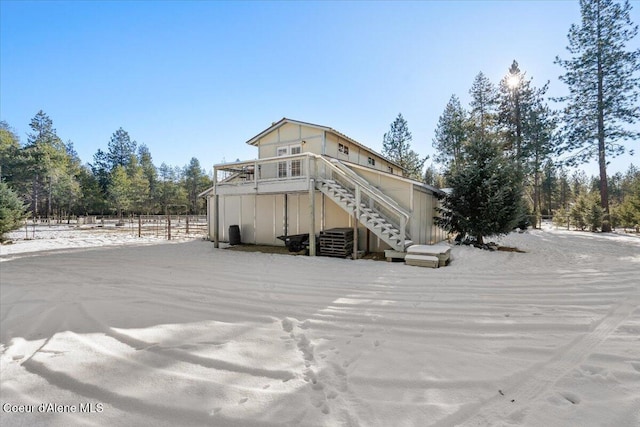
167, 211, 171, 240
138, 215, 142, 238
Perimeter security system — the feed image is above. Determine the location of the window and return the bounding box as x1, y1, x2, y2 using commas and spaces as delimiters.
277, 145, 302, 178
277, 147, 288, 178
368, 157, 376, 166
388, 166, 393, 174
338, 143, 349, 155
290, 146, 302, 177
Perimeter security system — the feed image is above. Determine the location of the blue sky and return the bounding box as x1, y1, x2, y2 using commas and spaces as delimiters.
1, 1, 638, 176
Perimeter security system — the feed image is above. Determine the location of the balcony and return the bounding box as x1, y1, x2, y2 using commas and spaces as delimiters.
213, 153, 316, 195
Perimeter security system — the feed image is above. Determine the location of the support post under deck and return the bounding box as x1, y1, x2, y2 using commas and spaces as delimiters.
309, 179, 316, 256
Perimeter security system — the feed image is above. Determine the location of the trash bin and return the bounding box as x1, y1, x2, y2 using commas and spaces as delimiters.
229, 225, 241, 245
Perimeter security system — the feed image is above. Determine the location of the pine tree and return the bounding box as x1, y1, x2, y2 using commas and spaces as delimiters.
382, 113, 428, 181
498, 61, 528, 163
423, 164, 445, 188
432, 95, 469, 178
107, 165, 131, 221
91, 149, 111, 194
183, 158, 209, 214
125, 155, 150, 214
0, 181, 27, 240
0, 121, 21, 184
138, 144, 158, 210
555, 0, 640, 231
436, 136, 524, 245
469, 72, 498, 141
24, 111, 70, 217
107, 128, 137, 169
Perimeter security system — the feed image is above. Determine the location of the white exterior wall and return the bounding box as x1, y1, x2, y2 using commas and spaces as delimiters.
208, 119, 445, 251
210, 191, 393, 251
252, 122, 401, 177
256, 123, 324, 159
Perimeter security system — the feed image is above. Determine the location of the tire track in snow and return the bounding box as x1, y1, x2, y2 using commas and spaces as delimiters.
449, 293, 640, 426
20, 357, 280, 427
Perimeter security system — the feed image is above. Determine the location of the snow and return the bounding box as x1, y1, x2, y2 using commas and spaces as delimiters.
1, 224, 639, 426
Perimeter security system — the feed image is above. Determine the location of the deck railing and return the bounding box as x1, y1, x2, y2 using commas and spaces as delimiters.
214, 153, 411, 247
213, 153, 312, 188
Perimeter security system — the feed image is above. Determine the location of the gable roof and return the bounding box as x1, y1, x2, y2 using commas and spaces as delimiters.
245, 118, 405, 172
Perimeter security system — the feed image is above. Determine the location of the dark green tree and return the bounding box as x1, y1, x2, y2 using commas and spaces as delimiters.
157, 163, 187, 210
0, 181, 27, 240
138, 144, 158, 211
423, 164, 445, 188
432, 95, 469, 178
24, 111, 70, 217
182, 157, 209, 214
107, 128, 137, 169
382, 113, 428, 181
107, 165, 131, 220
124, 155, 150, 214
0, 121, 21, 184
436, 136, 524, 245
469, 72, 498, 141
77, 166, 107, 214
555, 0, 640, 231
91, 149, 111, 193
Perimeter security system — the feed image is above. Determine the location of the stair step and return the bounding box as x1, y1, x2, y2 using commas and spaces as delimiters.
318, 176, 410, 253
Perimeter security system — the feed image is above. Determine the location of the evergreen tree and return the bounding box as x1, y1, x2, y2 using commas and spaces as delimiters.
157, 163, 187, 210
0, 121, 21, 184
498, 61, 528, 163
138, 144, 158, 210
382, 113, 427, 181
125, 155, 150, 214
24, 111, 70, 217
107, 165, 131, 220
423, 164, 445, 188
107, 128, 137, 169
91, 149, 111, 193
0, 181, 27, 240
557, 166, 572, 209
436, 136, 524, 245
570, 194, 590, 230
183, 157, 209, 214
616, 164, 640, 230
432, 95, 469, 177
497, 61, 556, 224
541, 160, 558, 216
469, 72, 498, 140
555, 0, 640, 231
77, 166, 107, 214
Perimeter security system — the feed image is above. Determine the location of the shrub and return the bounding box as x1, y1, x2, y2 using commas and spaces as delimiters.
0, 181, 27, 241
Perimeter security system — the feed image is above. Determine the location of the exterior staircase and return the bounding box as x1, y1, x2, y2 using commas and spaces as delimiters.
316, 178, 413, 252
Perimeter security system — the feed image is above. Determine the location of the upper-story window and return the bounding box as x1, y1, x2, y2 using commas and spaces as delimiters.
368, 157, 376, 166
277, 145, 302, 178
338, 143, 349, 155
388, 166, 393, 174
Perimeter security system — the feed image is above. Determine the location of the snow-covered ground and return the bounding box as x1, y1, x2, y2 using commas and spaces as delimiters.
1, 226, 639, 426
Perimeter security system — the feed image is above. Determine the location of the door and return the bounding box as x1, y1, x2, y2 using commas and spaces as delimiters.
277, 145, 302, 178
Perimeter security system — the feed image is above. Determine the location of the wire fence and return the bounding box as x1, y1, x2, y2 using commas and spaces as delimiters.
24, 215, 208, 240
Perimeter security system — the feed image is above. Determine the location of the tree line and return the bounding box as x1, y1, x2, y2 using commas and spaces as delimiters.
381, 0, 640, 242
2, 0, 639, 242
0, 111, 212, 233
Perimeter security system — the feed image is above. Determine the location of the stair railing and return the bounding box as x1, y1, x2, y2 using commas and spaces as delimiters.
313, 155, 410, 249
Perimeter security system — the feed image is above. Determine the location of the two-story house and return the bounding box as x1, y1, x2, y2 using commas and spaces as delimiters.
204, 118, 446, 257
